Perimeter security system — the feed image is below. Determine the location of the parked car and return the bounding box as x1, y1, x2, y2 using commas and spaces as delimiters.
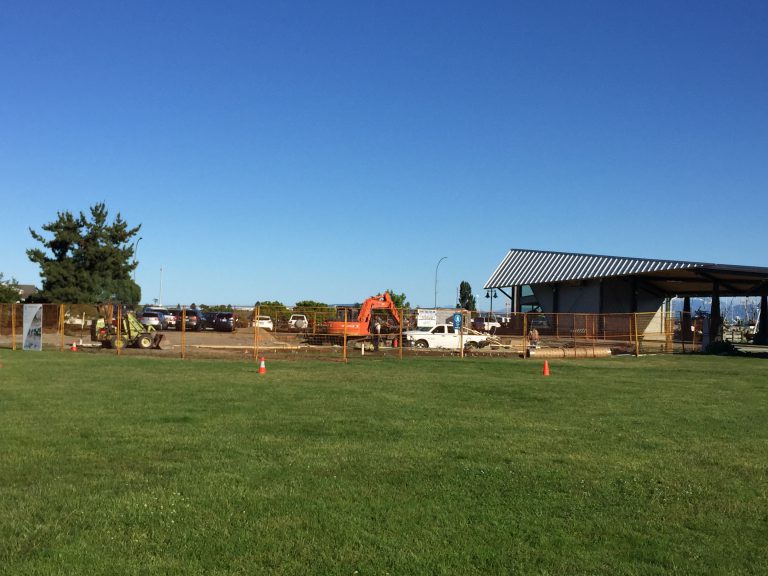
212, 312, 237, 332
250, 315, 274, 331
472, 316, 501, 333
138, 311, 165, 330
143, 306, 173, 329
176, 309, 208, 331
160, 309, 178, 330
288, 314, 309, 330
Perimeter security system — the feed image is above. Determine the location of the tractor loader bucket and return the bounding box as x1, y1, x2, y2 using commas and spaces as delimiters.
152, 333, 170, 350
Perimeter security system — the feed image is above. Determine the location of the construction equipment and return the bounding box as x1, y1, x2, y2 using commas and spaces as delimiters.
324, 292, 401, 339
91, 305, 164, 349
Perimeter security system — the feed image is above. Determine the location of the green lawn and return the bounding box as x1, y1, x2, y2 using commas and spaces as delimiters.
1, 351, 766, 575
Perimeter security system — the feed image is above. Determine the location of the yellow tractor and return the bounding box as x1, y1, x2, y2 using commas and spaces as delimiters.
91, 305, 164, 349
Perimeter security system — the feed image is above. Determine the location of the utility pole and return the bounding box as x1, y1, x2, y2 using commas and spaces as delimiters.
434, 256, 447, 308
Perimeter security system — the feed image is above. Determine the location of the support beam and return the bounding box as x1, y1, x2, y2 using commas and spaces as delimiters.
682, 297, 692, 343
710, 281, 721, 342
631, 279, 638, 313
695, 271, 741, 294
755, 294, 768, 346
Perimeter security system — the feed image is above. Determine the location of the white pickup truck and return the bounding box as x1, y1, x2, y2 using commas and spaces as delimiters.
404, 324, 490, 349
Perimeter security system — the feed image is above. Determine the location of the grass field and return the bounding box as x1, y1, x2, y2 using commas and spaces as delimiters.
1, 351, 766, 575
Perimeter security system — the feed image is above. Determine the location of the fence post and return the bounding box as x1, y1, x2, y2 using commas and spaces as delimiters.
573, 314, 577, 353
11, 304, 17, 351
181, 307, 186, 359
116, 306, 122, 356
522, 313, 527, 359
681, 311, 686, 354
398, 307, 403, 361
253, 306, 261, 362
633, 313, 639, 357
59, 304, 65, 352
343, 308, 348, 363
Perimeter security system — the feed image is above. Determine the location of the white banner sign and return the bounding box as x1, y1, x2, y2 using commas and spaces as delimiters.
417, 308, 437, 328
23, 304, 43, 351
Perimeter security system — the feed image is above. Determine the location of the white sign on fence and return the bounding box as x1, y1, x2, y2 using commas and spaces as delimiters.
23, 304, 43, 351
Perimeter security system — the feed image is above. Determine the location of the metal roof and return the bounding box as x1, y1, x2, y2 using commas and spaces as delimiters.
485, 249, 768, 297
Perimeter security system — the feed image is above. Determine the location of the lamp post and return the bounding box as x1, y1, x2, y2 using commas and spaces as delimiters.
434, 256, 447, 308
486, 289, 497, 317
132, 236, 143, 282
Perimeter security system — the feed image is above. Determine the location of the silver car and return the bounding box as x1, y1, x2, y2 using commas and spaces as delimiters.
138, 311, 165, 330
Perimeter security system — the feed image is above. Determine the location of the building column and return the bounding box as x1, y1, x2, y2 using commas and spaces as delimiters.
710, 281, 721, 342
682, 297, 692, 342
631, 278, 638, 313
755, 294, 768, 345
551, 285, 559, 336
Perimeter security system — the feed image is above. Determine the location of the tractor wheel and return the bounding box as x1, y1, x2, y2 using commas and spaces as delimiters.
138, 333, 153, 349
111, 337, 126, 350
414, 339, 429, 349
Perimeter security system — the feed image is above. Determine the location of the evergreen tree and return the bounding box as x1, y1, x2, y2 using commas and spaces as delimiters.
27, 203, 141, 304
458, 281, 476, 311
0, 273, 21, 303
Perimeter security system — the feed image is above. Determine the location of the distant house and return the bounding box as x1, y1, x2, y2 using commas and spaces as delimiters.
18, 284, 39, 301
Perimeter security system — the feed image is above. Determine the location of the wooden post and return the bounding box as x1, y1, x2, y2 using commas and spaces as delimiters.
573, 314, 577, 352
11, 304, 17, 351
633, 313, 640, 357
59, 304, 65, 352
255, 305, 260, 362
522, 312, 527, 359
116, 306, 122, 356
343, 308, 348, 363
398, 307, 403, 361
181, 307, 186, 359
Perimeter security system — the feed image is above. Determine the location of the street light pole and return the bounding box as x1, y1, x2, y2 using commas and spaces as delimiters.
486, 289, 497, 317
132, 236, 143, 282
434, 256, 447, 308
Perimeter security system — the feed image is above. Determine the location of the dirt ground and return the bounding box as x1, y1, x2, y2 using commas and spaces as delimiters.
0, 327, 391, 361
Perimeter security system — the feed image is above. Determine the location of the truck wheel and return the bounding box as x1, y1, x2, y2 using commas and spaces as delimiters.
414, 340, 429, 349
465, 341, 479, 349
138, 333, 153, 349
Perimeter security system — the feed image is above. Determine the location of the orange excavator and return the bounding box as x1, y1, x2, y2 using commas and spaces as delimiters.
325, 292, 401, 338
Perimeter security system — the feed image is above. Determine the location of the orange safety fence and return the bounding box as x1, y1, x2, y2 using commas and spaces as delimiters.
0, 303, 723, 360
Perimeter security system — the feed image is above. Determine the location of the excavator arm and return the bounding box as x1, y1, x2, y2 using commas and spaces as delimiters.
357, 292, 401, 326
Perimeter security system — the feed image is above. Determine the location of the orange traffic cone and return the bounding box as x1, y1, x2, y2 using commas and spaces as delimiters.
71, 340, 77, 352
258, 357, 267, 374
543, 360, 550, 376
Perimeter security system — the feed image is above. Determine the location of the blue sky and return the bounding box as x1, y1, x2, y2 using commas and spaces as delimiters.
2, 1, 766, 309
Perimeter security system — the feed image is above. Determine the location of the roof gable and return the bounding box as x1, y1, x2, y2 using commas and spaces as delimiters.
485, 249, 706, 288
